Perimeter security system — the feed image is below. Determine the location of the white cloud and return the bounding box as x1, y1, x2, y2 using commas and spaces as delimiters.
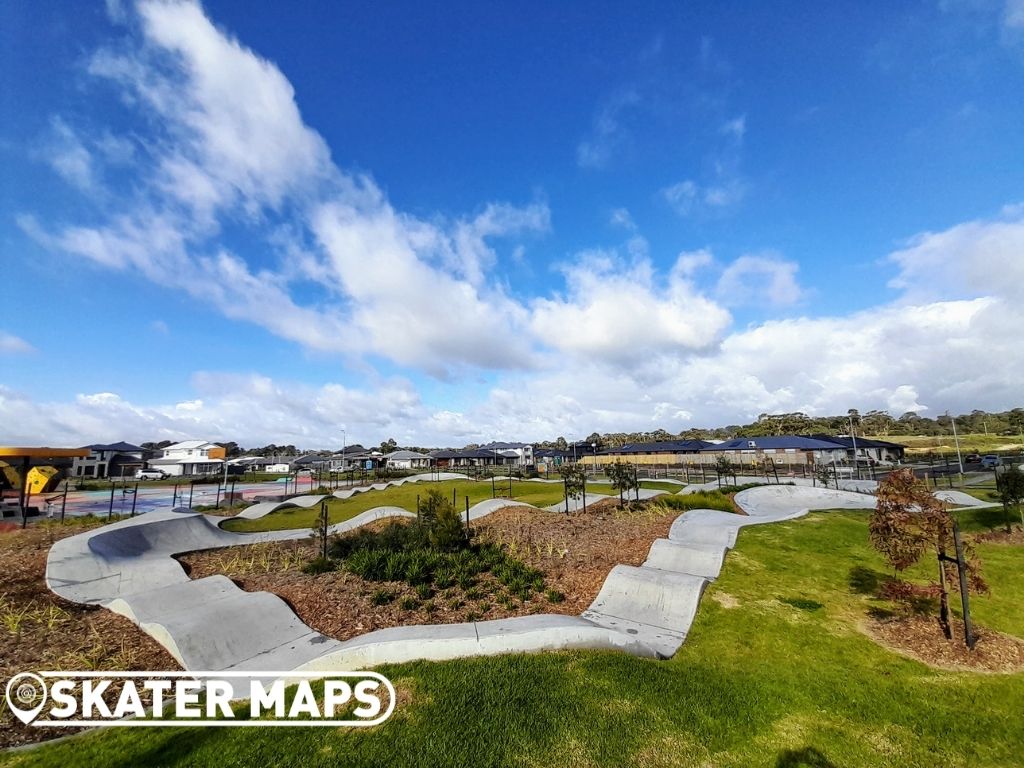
576, 89, 640, 169
716, 254, 805, 307
887, 205, 1024, 303
720, 114, 746, 142
1004, 0, 1024, 29
529, 249, 732, 365
45, 117, 95, 191
0, 332, 34, 354
661, 177, 746, 217
609, 207, 636, 231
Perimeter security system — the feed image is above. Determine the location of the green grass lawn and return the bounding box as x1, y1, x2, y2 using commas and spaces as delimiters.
6, 507, 1022, 767
224, 480, 574, 533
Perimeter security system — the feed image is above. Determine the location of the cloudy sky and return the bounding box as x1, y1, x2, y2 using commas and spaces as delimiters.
2, 0, 1023, 449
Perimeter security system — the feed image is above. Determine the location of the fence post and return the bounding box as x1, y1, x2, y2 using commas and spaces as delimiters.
61, 481, 68, 524
108, 482, 115, 520
465, 496, 470, 539
130, 482, 138, 517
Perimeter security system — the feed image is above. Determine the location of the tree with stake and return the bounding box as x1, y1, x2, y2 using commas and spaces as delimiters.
869, 468, 987, 644
311, 500, 331, 560
714, 455, 735, 488
559, 464, 586, 512
607, 460, 638, 507
995, 464, 1024, 533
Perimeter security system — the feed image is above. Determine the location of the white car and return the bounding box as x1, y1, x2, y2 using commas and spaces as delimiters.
135, 468, 168, 480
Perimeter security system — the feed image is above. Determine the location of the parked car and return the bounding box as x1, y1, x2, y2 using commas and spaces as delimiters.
135, 468, 168, 480
964, 453, 982, 464
980, 455, 1001, 469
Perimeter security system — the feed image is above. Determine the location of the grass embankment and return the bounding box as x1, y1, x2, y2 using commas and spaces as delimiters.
225, 480, 577, 533
8, 506, 1023, 766
878, 432, 1023, 456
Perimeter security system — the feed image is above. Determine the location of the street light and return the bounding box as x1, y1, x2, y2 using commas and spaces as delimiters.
948, 411, 964, 476
591, 442, 597, 476
848, 414, 860, 481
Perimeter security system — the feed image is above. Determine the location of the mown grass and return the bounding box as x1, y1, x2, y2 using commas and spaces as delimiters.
224, 480, 572, 532
5, 507, 1022, 767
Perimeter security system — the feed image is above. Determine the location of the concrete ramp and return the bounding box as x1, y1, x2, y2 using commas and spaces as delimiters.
582, 565, 708, 658
643, 539, 726, 579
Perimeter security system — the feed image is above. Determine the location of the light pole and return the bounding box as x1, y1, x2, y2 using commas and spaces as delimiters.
848, 415, 860, 480
591, 442, 597, 476
948, 411, 964, 476
340, 428, 347, 486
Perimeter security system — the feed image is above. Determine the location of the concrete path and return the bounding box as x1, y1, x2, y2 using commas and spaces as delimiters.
46, 482, 903, 687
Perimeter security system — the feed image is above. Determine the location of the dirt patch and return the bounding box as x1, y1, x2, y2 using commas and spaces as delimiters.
711, 592, 739, 609
863, 615, 1024, 673
177, 501, 680, 641
0, 520, 181, 749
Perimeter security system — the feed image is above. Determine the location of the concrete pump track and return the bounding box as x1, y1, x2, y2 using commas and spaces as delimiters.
45, 472, 994, 692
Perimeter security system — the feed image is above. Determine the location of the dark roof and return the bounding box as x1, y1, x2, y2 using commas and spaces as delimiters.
705, 436, 846, 451
602, 439, 713, 455
429, 448, 501, 460
480, 441, 530, 450
86, 442, 143, 452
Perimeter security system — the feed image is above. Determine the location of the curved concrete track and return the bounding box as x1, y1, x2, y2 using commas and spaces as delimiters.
237, 472, 471, 521
55, 481, 979, 684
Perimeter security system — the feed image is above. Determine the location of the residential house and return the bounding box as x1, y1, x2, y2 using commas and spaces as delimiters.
146, 440, 226, 477
383, 450, 433, 470
429, 448, 511, 468
479, 441, 535, 467
699, 436, 851, 465
72, 442, 145, 479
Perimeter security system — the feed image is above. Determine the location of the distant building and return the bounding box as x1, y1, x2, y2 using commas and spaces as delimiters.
479, 442, 534, 467
429, 448, 511, 468
599, 439, 712, 466
72, 442, 144, 478
146, 440, 226, 476
383, 450, 433, 470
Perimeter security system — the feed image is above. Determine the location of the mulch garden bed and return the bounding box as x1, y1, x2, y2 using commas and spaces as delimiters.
864, 614, 1024, 673
0, 520, 180, 749
177, 499, 682, 643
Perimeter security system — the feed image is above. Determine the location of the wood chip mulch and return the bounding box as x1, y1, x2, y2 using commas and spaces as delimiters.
177, 500, 680, 642
972, 527, 1024, 546
0, 521, 181, 750
864, 614, 1024, 673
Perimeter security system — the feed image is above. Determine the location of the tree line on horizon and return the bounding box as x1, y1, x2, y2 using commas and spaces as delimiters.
136, 407, 1023, 457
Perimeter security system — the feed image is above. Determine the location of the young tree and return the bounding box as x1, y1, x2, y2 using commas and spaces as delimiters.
869, 469, 986, 641
714, 455, 735, 488
607, 460, 638, 507
995, 465, 1024, 533
559, 464, 587, 510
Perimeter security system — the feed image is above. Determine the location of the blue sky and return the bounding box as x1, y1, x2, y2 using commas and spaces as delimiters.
2, 0, 1023, 448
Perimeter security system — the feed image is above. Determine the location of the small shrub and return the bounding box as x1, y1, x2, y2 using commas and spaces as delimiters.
345, 549, 387, 580
464, 586, 482, 601
415, 583, 433, 600
545, 589, 565, 604
398, 595, 419, 611
433, 567, 456, 589
371, 589, 395, 606
422, 600, 435, 614
302, 557, 335, 575
465, 611, 481, 622
382, 552, 408, 582
404, 552, 432, 585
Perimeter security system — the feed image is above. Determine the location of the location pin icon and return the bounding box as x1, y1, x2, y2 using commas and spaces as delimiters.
5, 673, 48, 725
